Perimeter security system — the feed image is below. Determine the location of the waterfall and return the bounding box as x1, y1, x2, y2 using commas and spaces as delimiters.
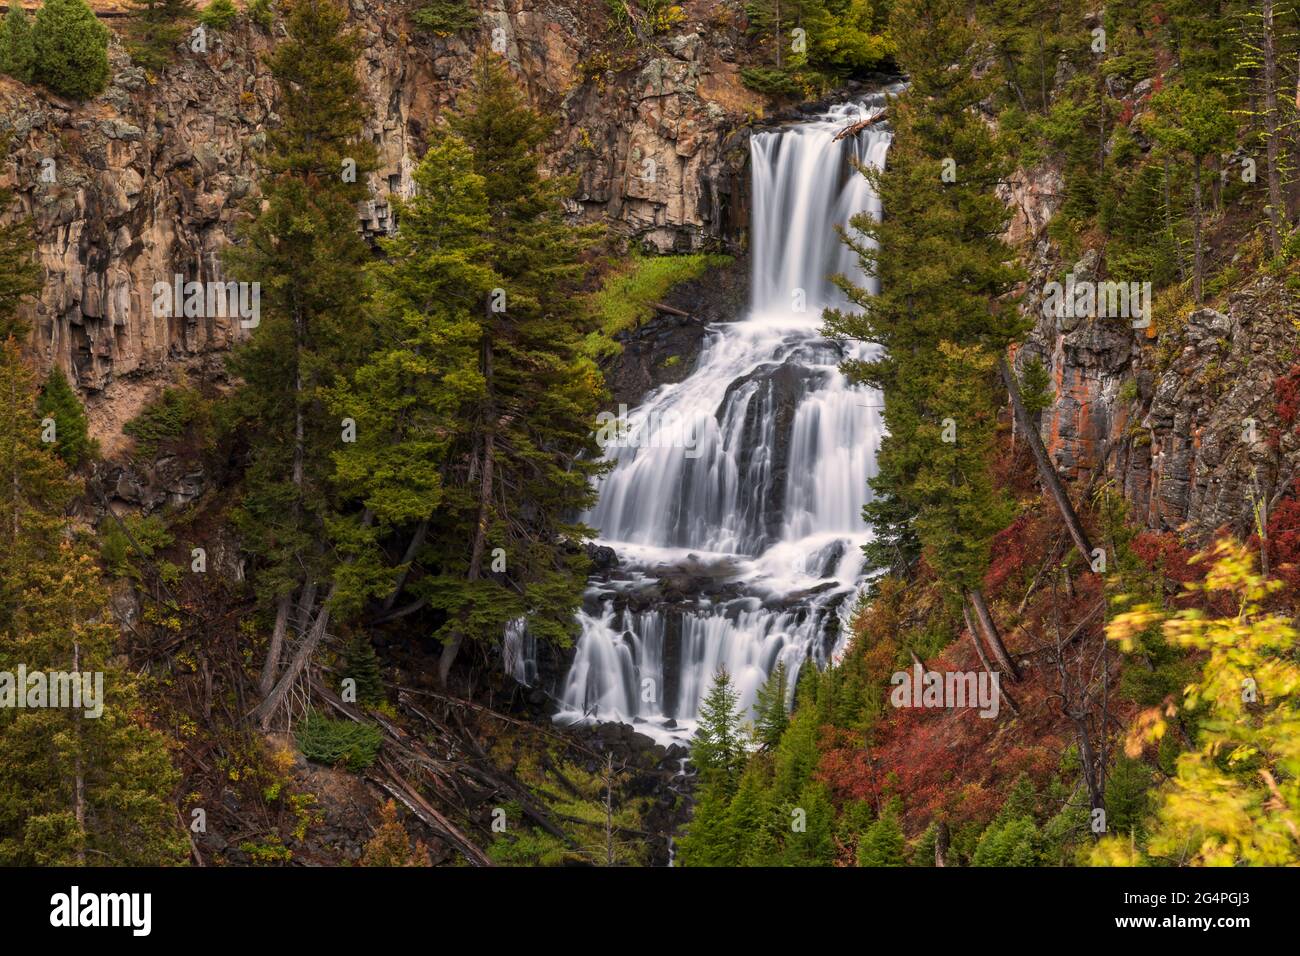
551, 97, 892, 744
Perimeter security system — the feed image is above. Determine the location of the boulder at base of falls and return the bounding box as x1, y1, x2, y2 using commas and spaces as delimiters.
586, 543, 619, 571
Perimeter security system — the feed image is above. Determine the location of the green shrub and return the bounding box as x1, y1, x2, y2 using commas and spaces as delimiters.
0, 6, 37, 83
411, 0, 477, 35
1282, 228, 1300, 265
296, 711, 382, 772
122, 386, 208, 459
198, 0, 238, 29
99, 513, 175, 579
32, 0, 110, 100
125, 0, 194, 70
739, 66, 804, 97
487, 829, 571, 866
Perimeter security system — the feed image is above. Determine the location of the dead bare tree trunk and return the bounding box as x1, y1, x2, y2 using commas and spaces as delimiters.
73, 637, 85, 866
253, 582, 338, 730
962, 602, 995, 673
935, 820, 949, 867
1192, 156, 1205, 304
604, 753, 616, 866
381, 518, 429, 612
962, 602, 1021, 716
258, 593, 293, 697
1263, 0, 1285, 255
999, 354, 1094, 564
966, 588, 1021, 682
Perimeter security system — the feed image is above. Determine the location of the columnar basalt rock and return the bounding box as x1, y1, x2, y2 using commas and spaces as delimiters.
1008, 165, 1298, 541
0, 0, 763, 451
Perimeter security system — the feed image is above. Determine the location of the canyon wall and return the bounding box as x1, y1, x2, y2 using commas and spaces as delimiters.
1006, 158, 1298, 542
0, 0, 764, 451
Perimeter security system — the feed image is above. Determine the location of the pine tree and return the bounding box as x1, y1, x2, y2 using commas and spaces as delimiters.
32, 0, 110, 100
675, 773, 739, 866
782, 781, 836, 865
752, 660, 790, 749
361, 800, 429, 866
325, 133, 492, 619
1018, 356, 1054, 420
1102, 754, 1152, 839
126, 0, 195, 71
824, 0, 1025, 664
0, 342, 182, 864
0, 5, 37, 82
224, 0, 378, 727
857, 807, 906, 866
726, 757, 776, 864
691, 667, 744, 787
1142, 84, 1237, 304
340, 632, 383, 705
36, 366, 95, 469
421, 51, 606, 685
0, 545, 187, 865
0, 339, 76, 634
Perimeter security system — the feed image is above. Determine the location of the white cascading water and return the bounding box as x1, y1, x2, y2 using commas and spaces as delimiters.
549, 97, 892, 744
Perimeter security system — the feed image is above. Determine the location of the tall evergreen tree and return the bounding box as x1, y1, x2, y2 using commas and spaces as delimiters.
824, 0, 1026, 670
1142, 84, 1237, 303
0, 341, 183, 865
857, 807, 906, 866
0, 546, 186, 865
0, 5, 37, 83
0, 339, 74, 634
419, 51, 607, 684
223, 0, 378, 727
691, 667, 744, 786
752, 660, 790, 749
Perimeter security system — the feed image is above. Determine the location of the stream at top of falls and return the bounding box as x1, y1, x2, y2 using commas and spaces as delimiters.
530, 96, 893, 746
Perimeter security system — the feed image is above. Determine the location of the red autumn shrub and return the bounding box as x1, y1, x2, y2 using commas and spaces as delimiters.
983, 512, 1037, 596
1129, 530, 1200, 586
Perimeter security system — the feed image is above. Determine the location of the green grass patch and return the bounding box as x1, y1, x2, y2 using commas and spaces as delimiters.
584, 252, 731, 359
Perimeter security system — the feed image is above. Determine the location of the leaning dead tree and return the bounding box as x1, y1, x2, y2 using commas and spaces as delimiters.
1000, 353, 1095, 563
834, 109, 889, 141
1042, 573, 1114, 834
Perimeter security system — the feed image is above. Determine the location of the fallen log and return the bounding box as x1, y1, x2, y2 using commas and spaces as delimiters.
833, 109, 888, 141
650, 301, 691, 317
370, 757, 493, 867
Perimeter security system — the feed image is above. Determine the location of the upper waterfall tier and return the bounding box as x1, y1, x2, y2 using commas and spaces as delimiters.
581, 99, 891, 558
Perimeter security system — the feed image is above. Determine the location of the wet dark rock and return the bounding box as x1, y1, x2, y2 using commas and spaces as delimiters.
586, 543, 619, 571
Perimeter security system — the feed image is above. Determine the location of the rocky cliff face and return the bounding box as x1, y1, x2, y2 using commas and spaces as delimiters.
0, 0, 765, 452
1006, 167, 1299, 542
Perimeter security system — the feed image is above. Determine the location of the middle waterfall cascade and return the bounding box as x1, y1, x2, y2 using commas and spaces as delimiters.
551, 98, 893, 744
